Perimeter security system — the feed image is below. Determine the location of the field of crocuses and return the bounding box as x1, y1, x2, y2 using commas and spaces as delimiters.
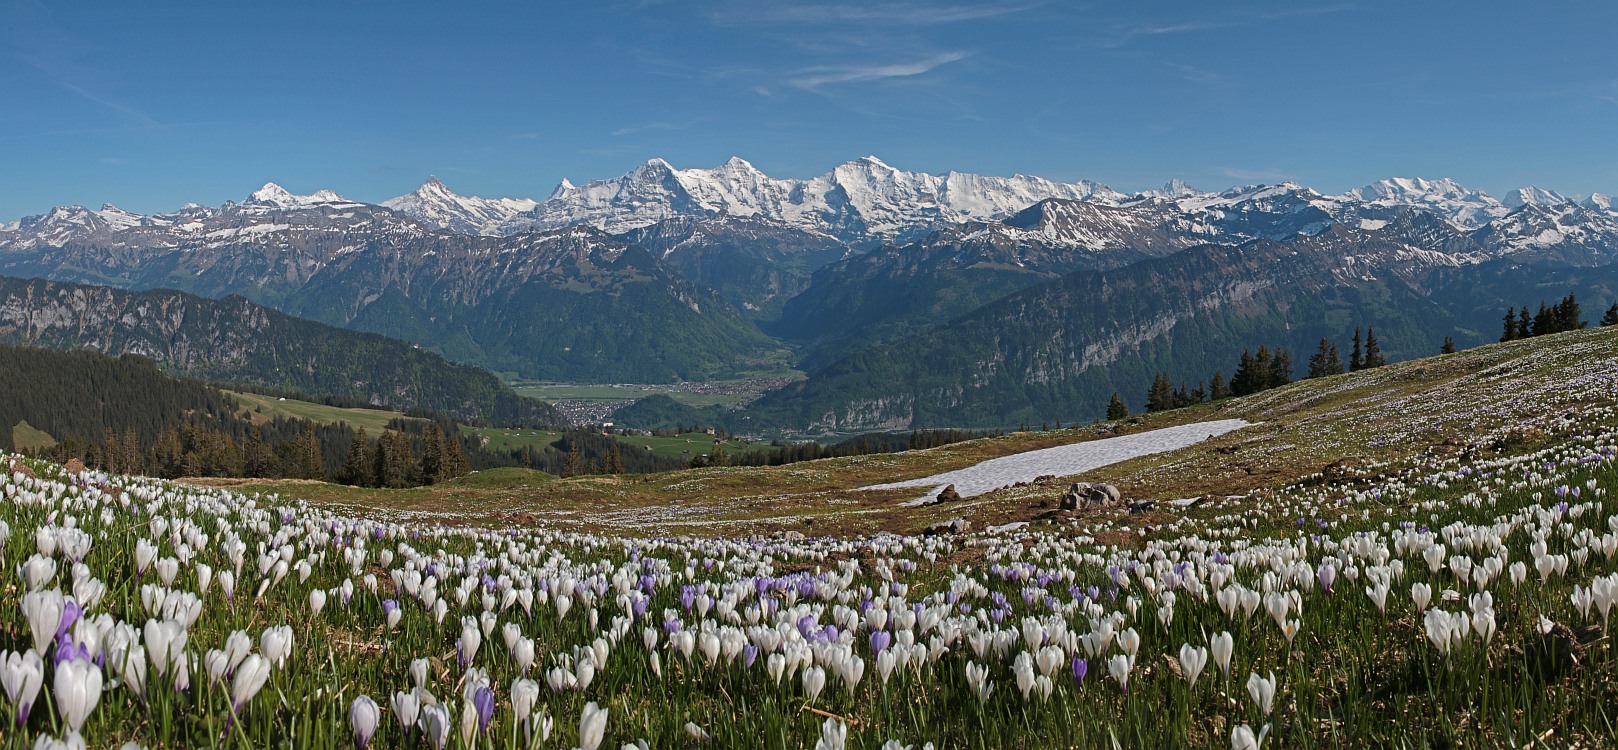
2, 399, 1618, 748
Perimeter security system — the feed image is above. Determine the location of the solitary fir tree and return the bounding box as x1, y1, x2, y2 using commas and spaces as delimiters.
1106, 392, 1129, 420
1603, 302, 1618, 327
1518, 308, 1532, 339
1501, 307, 1519, 341
1362, 327, 1386, 368
1208, 370, 1230, 400
1350, 328, 1364, 371
1441, 336, 1456, 354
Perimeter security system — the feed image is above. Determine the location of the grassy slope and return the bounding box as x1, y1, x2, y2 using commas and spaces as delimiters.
227, 391, 420, 433
194, 325, 1618, 537
463, 425, 769, 461
510, 382, 756, 409
9, 420, 55, 451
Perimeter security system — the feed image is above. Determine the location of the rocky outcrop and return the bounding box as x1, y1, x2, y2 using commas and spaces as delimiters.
1060, 482, 1123, 511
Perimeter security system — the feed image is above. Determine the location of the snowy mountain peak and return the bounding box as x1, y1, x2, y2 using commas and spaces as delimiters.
1584, 193, 1615, 215
1505, 186, 1571, 209
1161, 179, 1198, 197
1343, 177, 1505, 230
381, 176, 538, 236
248, 183, 348, 207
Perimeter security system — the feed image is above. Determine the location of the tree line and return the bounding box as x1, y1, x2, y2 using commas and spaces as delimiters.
1501, 294, 1587, 341
1113, 326, 1390, 418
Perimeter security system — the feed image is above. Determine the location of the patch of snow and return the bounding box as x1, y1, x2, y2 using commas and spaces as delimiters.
860, 419, 1252, 505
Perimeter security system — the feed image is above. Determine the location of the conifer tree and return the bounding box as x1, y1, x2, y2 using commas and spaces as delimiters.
561, 440, 583, 478
1350, 328, 1364, 371
421, 424, 447, 484
1231, 350, 1259, 396
1172, 382, 1193, 408
1362, 328, 1386, 368
1555, 293, 1583, 331
1603, 302, 1618, 327
339, 428, 371, 486
1501, 307, 1519, 342
1270, 348, 1292, 387
373, 430, 411, 488
244, 428, 272, 479
1146, 372, 1175, 412
1106, 392, 1128, 420
1208, 370, 1229, 400
121, 428, 141, 474
1532, 302, 1552, 337
443, 432, 471, 479
1518, 308, 1531, 339
1307, 338, 1343, 378
303, 420, 325, 480
603, 441, 624, 474
1441, 336, 1456, 354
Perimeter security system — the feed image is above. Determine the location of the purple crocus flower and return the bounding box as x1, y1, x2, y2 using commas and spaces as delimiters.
743, 644, 759, 668
473, 686, 495, 735
55, 599, 82, 644
52, 640, 90, 668
1072, 656, 1088, 684
870, 630, 892, 654
1318, 564, 1337, 594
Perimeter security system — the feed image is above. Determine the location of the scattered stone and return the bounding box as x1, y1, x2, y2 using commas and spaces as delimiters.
1322, 457, 1365, 481
1032, 475, 1057, 486
1127, 500, 1155, 513
1060, 482, 1124, 511
924, 518, 973, 536
929, 484, 962, 505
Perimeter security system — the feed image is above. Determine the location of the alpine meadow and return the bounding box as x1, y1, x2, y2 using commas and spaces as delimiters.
3, 2, 1618, 749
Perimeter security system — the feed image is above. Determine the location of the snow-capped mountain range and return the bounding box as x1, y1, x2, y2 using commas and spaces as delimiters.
4, 156, 1614, 253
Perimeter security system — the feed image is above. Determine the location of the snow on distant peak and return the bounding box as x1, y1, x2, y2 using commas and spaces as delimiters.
526, 156, 1125, 240
248, 182, 349, 208
1505, 186, 1571, 209
381, 177, 538, 236
95, 203, 147, 230
1344, 177, 1506, 229
1583, 193, 1615, 215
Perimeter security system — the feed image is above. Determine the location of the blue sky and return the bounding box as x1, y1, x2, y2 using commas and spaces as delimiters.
2, 0, 1616, 218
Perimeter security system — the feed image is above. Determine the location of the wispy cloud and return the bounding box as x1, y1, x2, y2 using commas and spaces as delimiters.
2, 2, 162, 129
711, 2, 1038, 26
611, 119, 704, 137
1095, 4, 1356, 49
786, 52, 969, 91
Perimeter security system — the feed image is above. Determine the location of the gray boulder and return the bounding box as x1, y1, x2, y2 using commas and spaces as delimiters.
1061, 482, 1123, 510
